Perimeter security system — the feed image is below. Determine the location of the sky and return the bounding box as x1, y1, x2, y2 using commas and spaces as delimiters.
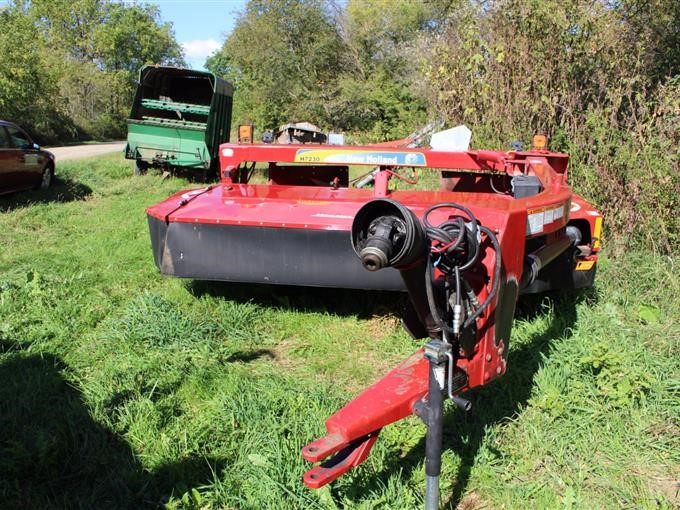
0, 0, 249, 70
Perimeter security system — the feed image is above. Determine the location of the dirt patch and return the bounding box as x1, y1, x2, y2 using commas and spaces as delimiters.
364, 311, 402, 339
456, 490, 493, 510
645, 473, 680, 507
269, 337, 304, 370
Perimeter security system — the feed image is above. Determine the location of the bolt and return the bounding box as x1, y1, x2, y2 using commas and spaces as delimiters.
486, 354, 492, 362
484, 371, 490, 381
496, 366, 502, 374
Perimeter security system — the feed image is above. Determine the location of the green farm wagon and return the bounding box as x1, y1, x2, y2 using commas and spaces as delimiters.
125, 66, 233, 178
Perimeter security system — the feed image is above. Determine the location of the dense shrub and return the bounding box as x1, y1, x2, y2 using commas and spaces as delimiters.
419, 0, 679, 254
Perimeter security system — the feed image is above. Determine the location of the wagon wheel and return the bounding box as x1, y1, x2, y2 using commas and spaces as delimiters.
133, 160, 148, 176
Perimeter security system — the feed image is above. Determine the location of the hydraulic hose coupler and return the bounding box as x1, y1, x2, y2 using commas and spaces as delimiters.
452, 303, 463, 336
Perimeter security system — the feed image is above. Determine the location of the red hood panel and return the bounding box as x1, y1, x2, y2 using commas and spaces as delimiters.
146, 184, 526, 231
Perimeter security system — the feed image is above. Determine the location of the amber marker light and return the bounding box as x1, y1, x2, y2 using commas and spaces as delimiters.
238, 124, 254, 144
532, 134, 548, 151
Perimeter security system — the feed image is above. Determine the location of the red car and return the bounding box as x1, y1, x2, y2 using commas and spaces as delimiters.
0, 120, 55, 195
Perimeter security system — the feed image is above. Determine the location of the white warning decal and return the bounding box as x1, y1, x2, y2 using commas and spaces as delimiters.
527, 210, 545, 235
526, 202, 568, 235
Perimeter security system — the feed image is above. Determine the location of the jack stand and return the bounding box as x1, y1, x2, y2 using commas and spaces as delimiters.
422, 340, 450, 510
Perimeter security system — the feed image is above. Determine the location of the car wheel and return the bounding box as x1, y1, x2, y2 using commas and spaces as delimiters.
134, 160, 148, 176
39, 165, 53, 190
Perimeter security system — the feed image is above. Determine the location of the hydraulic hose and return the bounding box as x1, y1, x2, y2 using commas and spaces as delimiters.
422, 205, 501, 335
351, 199, 502, 337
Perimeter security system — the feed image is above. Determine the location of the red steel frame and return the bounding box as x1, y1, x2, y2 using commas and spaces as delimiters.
148, 143, 601, 243
146, 142, 602, 487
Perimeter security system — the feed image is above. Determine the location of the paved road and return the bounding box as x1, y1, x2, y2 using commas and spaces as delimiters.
47, 142, 126, 162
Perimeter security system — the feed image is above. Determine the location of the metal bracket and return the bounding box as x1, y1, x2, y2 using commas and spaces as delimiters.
424, 340, 450, 364
301, 350, 429, 488
302, 431, 380, 488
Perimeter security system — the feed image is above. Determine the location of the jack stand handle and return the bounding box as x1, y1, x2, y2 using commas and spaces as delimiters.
424, 344, 446, 510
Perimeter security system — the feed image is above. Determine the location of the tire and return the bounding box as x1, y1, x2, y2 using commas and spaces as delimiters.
134, 160, 148, 176
38, 165, 53, 190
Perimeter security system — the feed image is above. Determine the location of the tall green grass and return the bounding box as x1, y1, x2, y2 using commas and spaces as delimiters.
0, 155, 678, 509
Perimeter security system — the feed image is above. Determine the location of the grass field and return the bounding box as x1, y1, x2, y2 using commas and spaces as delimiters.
0, 154, 678, 509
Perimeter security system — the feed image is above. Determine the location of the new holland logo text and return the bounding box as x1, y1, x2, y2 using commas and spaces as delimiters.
294, 149, 427, 167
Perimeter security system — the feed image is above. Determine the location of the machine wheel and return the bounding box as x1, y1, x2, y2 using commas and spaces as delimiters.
134, 160, 148, 176
37, 164, 53, 190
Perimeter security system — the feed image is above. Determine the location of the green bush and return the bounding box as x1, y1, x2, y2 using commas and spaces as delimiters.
420, 0, 679, 255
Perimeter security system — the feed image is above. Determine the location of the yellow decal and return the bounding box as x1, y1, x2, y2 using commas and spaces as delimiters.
592, 216, 603, 250
575, 260, 595, 271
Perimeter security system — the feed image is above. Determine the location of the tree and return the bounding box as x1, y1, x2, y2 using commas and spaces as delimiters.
28, 0, 103, 61
207, 0, 436, 139
207, 0, 346, 131
330, 0, 435, 139
92, 3, 183, 72
0, 0, 185, 141
0, 6, 73, 141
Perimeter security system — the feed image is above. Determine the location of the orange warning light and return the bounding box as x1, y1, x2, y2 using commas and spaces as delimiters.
532, 134, 548, 151
239, 124, 254, 144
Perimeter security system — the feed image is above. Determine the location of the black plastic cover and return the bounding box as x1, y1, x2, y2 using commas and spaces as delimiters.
511, 175, 542, 198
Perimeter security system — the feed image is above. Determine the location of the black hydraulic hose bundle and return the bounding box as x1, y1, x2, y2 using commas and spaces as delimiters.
351, 199, 502, 341
422, 203, 502, 337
